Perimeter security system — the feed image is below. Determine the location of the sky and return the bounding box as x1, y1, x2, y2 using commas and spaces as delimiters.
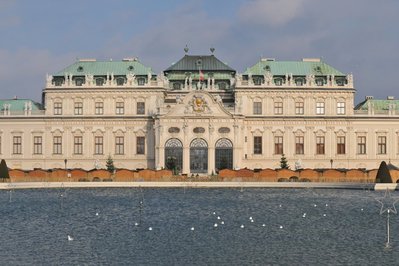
0, 0, 398, 103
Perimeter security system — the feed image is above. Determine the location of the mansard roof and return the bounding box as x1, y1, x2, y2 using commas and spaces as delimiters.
0, 99, 43, 111
355, 98, 399, 111
164, 55, 235, 72
53, 58, 154, 76
245, 58, 345, 76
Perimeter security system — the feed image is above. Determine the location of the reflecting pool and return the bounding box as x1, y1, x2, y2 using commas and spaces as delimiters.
0, 188, 398, 265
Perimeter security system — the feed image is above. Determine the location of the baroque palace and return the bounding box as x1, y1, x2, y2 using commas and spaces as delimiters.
0, 50, 398, 174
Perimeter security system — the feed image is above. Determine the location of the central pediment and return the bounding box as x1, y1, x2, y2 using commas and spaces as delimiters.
161, 91, 233, 118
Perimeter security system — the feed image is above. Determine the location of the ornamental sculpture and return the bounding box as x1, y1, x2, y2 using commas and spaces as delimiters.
188, 95, 210, 114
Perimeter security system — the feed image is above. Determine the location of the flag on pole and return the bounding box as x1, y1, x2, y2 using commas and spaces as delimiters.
199, 69, 204, 81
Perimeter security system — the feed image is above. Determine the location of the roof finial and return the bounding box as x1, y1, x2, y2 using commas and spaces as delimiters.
184, 45, 189, 54
210, 47, 215, 54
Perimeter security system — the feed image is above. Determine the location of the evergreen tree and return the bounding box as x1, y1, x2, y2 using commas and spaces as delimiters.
280, 154, 290, 169
0, 159, 10, 181
106, 155, 115, 173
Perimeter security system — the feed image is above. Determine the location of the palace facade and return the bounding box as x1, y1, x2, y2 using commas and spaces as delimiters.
1, 52, 398, 173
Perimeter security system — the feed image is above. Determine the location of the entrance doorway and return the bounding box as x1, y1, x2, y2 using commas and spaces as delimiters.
165, 138, 183, 173
190, 138, 208, 173
215, 138, 233, 172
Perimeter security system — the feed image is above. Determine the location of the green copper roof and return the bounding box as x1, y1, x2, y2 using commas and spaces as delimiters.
54, 59, 154, 76
355, 99, 399, 111
164, 55, 235, 72
166, 72, 233, 80
0, 99, 43, 111
245, 59, 345, 76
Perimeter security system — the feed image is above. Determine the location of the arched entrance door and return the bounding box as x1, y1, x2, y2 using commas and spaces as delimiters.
215, 138, 233, 172
165, 138, 183, 173
190, 138, 208, 173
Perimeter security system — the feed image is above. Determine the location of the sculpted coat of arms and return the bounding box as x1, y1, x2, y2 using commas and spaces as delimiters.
189, 95, 209, 113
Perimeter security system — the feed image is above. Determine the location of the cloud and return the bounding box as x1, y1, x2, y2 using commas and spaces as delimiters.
239, 0, 308, 27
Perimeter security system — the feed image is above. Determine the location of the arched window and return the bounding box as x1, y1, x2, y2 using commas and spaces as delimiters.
190, 138, 208, 173
165, 139, 183, 173
215, 138, 233, 171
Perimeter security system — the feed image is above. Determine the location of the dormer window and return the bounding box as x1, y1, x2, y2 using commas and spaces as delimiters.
218, 82, 227, 90
77, 66, 84, 72
295, 78, 303, 86
54, 78, 63, 86
173, 82, 181, 90
116, 77, 125, 86
264, 65, 271, 71
137, 77, 145, 86
96, 78, 104, 86
75, 78, 84, 86
336, 78, 345, 86
128, 66, 134, 71
274, 78, 283, 86
253, 77, 263, 85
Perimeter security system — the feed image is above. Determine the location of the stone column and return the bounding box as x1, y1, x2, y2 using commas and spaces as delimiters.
208, 124, 215, 174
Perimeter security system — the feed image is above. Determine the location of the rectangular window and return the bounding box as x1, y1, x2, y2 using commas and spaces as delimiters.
337, 136, 345, 154
274, 102, 283, 115
53, 136, 62, 154
253, 102, 262, 115
116, 102, 124, 115
74, 136, 83, 155
136, 136, 145, 154
295, 102, 304, 115
253, 136, 262, 154
378, 136, 387, 154
13, 136, 22, 154
94, 136, 103, 155
137, 102, 145, 115
74, 102, 83, 115
316, 136, 325, 155
54, 102, 62, 115
33, 136, 42, 155
357, 136, 366, 154
337, 102, 345, 115
274, 136, 283, 155
115, 136, 124, 155
295, 136, 304, 154
316, 102, 325, 115
95, 102, 104, 115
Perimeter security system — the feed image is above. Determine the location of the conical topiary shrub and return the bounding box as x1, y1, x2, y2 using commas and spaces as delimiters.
375, 161, 393, 183
0, 159, 10, 181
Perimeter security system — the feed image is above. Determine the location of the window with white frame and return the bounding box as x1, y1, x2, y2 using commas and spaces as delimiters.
115, 136, 124, 155
295, 101, 304, 115
33, 136, 42, 154
74, 136, 83, 155
94, 136, 103, 155
137, 102, 145, 115
74, 102, 83, 115
53, 136, 62, 154
357, 136, 366, 154
316, 136, 325, 155
95, 102, 104, 115
337, 136, 345, 154
54, 102, 62, 115
337, 102, 345, 115
253, 102, 262, 115
295, 136, 304, 154
116, 102, 124, 115
13, 136, 22, 154
136, 136, 145, 154
274, 101, 283, 115
378, 136, 387, 154
274, 136, 283, 155
316, 102, 325, 115
253, 136, 262, 154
